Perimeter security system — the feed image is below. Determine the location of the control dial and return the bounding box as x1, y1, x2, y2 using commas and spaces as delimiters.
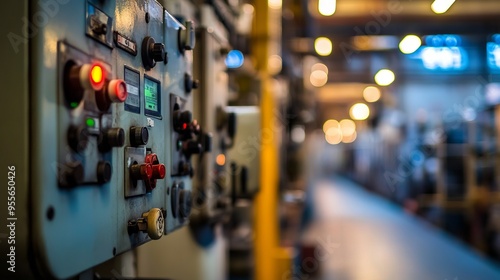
99, 127, 125, 152
141, 36, 167, 70
130, 126, 149, 146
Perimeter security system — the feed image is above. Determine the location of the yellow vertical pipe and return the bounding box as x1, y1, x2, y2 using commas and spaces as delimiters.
252, 0, 281, 279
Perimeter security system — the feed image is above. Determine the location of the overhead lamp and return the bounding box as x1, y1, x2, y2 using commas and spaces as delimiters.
363, 86, 381, 103
374, 69, 395, 86
323, 119, 339, 133
431, 0, 456, 14
399, 35, 421, 54
314, 37, 332, 56
318, 0, 336, 16
350, 103, 370, 120
310, 70, 328, 87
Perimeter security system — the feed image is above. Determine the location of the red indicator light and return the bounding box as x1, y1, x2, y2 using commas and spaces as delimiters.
88, 63, 106, 91
182, 123, 188, 130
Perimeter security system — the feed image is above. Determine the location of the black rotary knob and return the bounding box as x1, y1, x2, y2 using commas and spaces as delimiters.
67, 125, 89, 153
130, 126, 149, 146
97, 161, 112, 184
152, 42, 166, 63
179, 189, 192, 219
142, 36, 166, 70
100, 127, 125, 152
105, 128, 125, 147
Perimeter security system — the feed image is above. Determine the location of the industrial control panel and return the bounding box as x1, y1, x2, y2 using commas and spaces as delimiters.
2, 0, 200, 278
189, 5, 236, 246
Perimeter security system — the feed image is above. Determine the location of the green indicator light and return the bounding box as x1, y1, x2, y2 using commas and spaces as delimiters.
70, 102, 78, 108
86, 118, 95, 127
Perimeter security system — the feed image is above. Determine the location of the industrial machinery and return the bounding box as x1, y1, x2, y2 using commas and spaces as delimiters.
1, 0, 199, 278
136, 3, 237, 280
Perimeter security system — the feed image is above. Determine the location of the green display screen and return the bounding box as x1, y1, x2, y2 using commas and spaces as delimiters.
144, 78, 158, 112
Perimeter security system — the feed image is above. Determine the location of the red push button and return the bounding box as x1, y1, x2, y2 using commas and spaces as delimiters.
144, 153, 166, 191
107, 79, 128, 103
152, 164, 166, 179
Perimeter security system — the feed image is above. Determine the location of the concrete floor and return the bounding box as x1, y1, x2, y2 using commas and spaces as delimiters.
299, 177, 500, 280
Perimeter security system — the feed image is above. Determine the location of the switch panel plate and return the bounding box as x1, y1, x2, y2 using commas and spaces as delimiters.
86, 2, 113, 47
124, 147, 147, 197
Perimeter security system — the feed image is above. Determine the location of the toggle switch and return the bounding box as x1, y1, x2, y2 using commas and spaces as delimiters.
90, 15, 107, 35
130, 163, 153, 182
141, 36, 167, 70
179, 20, 196, 52
128, 208, 164, 240
130, 126, 149, 146
184, 73, 199, 94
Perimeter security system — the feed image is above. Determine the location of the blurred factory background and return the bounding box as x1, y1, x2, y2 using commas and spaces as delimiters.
3, 0, 500, 279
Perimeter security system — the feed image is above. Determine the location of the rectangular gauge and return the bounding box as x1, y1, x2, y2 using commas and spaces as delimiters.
144, 75, 162, 119
124, 66, 140, 114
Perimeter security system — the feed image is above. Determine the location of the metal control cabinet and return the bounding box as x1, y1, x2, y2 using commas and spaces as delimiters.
0, 0, 200, 278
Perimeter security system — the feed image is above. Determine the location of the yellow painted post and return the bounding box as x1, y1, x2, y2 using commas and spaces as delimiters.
252, 0, 291, 279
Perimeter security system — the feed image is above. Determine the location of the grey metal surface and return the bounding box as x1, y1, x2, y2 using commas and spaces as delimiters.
304, 177, 500, 280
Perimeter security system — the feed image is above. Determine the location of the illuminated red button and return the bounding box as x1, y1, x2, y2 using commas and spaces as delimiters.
80, 62, 106, 91
152, 164, 166, 179
107, 79, 128, 103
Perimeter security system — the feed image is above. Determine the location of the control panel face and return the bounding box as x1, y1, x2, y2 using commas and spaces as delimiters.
29, 0, 197, 278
